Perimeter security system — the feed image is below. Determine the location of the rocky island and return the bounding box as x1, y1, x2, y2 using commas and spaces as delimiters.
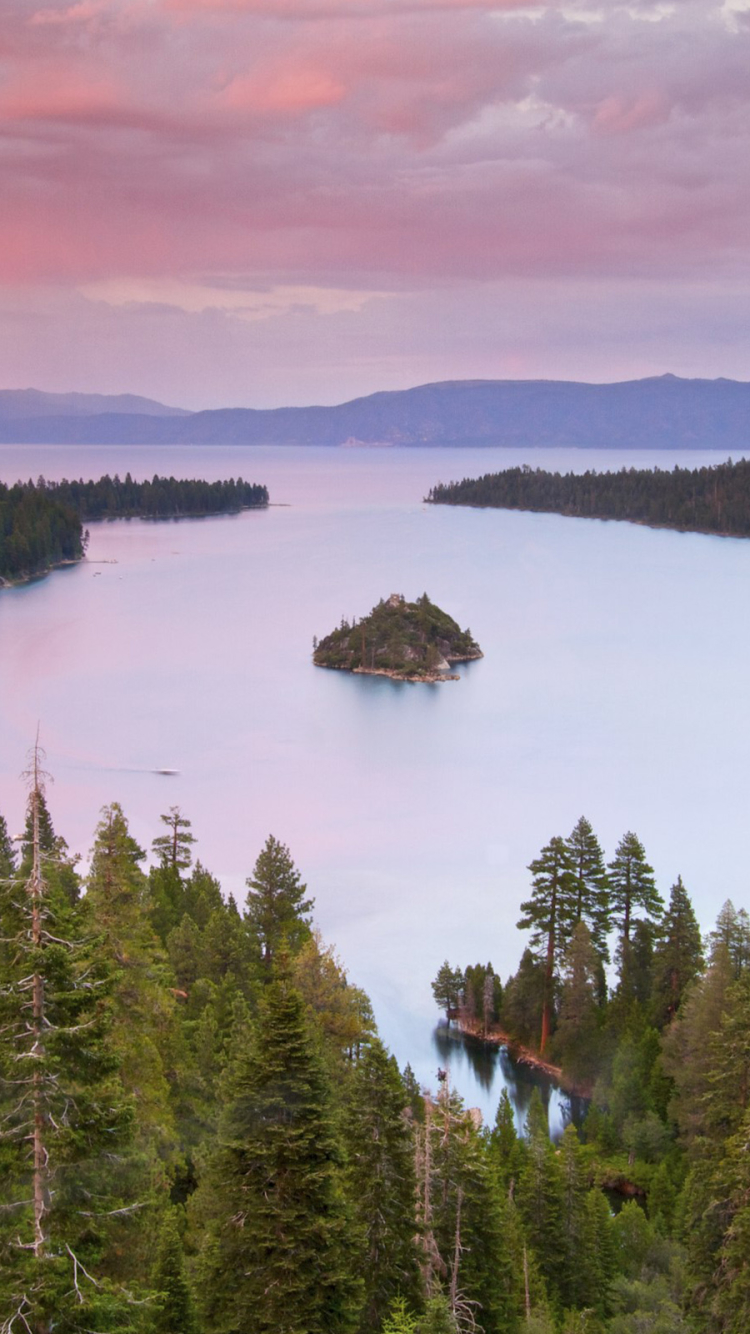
313, 592, 483, 682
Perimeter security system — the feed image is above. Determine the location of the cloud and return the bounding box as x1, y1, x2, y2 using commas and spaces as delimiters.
1, 0, 749, 396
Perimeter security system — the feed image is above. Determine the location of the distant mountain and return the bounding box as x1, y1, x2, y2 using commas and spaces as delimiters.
1, 376, 749, 449
0, 389, 191, 419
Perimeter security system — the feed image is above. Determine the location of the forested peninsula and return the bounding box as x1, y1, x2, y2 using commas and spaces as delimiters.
3, 760, 750, 1333
427, 456, 750, 538
313, 592, 483, 682
433, 815, 750, 1334
0, 473, 268, 583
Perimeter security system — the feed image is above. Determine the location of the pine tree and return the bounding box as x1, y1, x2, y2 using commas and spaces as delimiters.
428, 1084, 519, 1334
0, 749, 148, 1333
558, 1125, 589, 1310
0, 811, 15, 879
709, 900, 750, 978
85, 803, 177, 1169
565, 817, 611, 961
152, 1207, 198, 1334
651, 876, 704, 1027
501, 948, 546, 1046
431, 961, 463, 1023
194, 961, 362, 1334
518, 837, 577, 1053
552, 922, 602, 1084
608, 832, 662, 991
516, 1090, 565, 1301
245, 835, 314, 969
342, 1039, 422, 1331
490, 1088, 524, 1193
152, 806, 196, 873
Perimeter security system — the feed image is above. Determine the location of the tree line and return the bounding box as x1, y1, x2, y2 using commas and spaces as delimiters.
0, 474, 268, 582
3, 763, 750, 1333
426, 458, 750, 538
434, 816, 750, 1332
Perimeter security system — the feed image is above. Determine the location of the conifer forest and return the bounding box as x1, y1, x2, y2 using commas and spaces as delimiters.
0, 476, 268, 583
2, 755, 749, 1334
427, 458, 750, 538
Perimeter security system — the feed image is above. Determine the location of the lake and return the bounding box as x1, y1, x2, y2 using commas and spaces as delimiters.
1, 441, 748, 1131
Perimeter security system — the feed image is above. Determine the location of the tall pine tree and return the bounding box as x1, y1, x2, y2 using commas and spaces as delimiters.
518, 837, 577, 1053
193, 960, 362, 1334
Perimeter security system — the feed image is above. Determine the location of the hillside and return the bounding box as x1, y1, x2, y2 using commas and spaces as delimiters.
2, 375, 750, 448
0, 388, 191, 419
313, 593, 483, 681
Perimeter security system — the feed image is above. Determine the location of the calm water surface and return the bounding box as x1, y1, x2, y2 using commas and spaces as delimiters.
1, 443, 748, 1129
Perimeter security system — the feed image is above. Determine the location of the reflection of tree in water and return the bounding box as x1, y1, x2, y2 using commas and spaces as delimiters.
431, 1025, 582, 1139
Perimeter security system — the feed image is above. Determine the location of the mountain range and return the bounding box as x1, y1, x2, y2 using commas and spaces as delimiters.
1, 376, 749, 450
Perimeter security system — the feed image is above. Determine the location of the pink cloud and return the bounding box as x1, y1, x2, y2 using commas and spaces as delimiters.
30, 2, 107, 26
222, 65, 347, 113
593, 89, 670, 134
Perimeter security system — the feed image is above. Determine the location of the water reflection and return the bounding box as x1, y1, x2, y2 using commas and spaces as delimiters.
431, 1024, 584, 1141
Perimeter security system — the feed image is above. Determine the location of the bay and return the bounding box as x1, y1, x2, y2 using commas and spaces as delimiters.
1, 442, 749, 1130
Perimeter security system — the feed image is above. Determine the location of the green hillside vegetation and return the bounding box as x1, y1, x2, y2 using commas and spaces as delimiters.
0, 474, 268, 583
3, 766, 750, 1333
313, 593, 483, 681
427, 456, 750, 537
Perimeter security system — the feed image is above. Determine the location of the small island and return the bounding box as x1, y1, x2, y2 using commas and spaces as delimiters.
313, 592, 483, 682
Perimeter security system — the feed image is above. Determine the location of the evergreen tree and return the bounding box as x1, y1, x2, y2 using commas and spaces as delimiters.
608, 832, 662, 990
342, 1040, 421, 1331
490, 1088, 524, 1192
0, 755, 147, 1333
431, 961, 463, 1023
152, 1208, 198, 1334
709, 900, 750, 978
516, 1090, 565, 1304
651, 876, 704, 1027
86, 803, 177, 1168
0, 811, 15, 878
518, 837, 577, 1052
558, 1125, 590, 1310
552, 922, 602, 1084
565, 816, 611, 961
501, 948, 546, 1046
153, 806, 196, 873
428, 1085, 519, 1334
193, 961, 362, 1334
245, 835, 314, 969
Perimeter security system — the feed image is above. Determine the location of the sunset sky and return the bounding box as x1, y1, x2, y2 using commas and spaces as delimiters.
2, 0, 749, 408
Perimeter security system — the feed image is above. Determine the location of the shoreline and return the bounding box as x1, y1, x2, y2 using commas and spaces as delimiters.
425, 498, 750, 541
455, 1017, 564, 1081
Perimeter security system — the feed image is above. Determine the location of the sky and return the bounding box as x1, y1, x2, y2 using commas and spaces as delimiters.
1, 0, 749, 408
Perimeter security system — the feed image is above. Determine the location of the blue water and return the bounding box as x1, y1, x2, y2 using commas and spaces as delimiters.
1, 442, 748, 1130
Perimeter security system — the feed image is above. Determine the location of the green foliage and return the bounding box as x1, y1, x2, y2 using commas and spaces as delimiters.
245, 834, 314, 968
0, 785, 149, 1332
427, 456, 750, 539
431, 960, 464, 1021
152, 1208, 198, 1334
552, 922, 603, 1083
342, 1040, 421, 1330
651, 876, 704, 1027
566, 816, 611, 963
518, 836, 578, 1051
313, 593, 481, 678
193, 963, 362, 1334
0, 474, 268, 583
607, 832, 662, 992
